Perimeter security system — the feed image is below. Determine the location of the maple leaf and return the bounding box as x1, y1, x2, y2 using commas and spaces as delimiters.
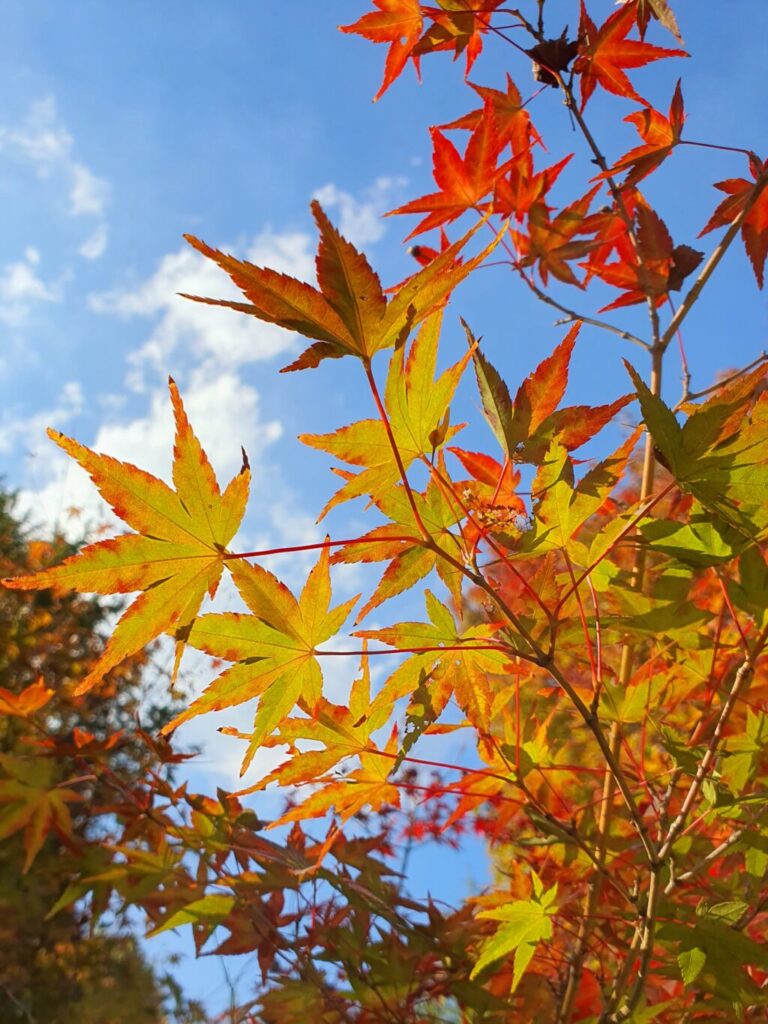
699, 154, 768, 288
0, 679, 54, 718
357, 590, 512, 733
0, 755, 80, 872
388, 100, 503, 239
184, 201, 505, 372
300, 310, 471, 517
494, 152, 573, 223
580, 191, 640, 281
522, 433, 640, 554
627, 360, 768, 540
574, 0, 687, 110
600, 80, 685, 187
413, 1, 505, 77
268, 738, 401, 834
243, 658, 377, 792
331, 461, 465, 621
162, 548, 359, 767
440, 75, 541, 155
474, 324, 580, 456
512, 187, 602, 287
618, 0, 683, 43
470, 879, 558, 989
590, 203, 702, 309
339, 0, 424, 101
2, 380, 250, 693
471, 321, 633, 467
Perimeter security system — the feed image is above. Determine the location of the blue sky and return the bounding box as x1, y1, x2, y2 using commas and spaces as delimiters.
2, 0, 767, 1014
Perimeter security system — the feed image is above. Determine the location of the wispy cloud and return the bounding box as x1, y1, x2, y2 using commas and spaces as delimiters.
313, 175, 407, 246
0, 96, 110, 259
0, 248, 63, 325
89, 228, 315, 388
78, 223, 108, 261
1, 379, 82, 458
69, 162, 109, 217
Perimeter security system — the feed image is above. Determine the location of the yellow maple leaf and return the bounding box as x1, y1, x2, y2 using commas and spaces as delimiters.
2, 380, 250, 693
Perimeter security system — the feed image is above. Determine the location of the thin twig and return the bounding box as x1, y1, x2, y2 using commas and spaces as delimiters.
658, 658, 756, 862
663, 807, 767, 896
224, 536, 418, 560
365, 361, 431, 541
677, 350, 768, 406
517, 265, 651, 350
605, 867, 662, 1022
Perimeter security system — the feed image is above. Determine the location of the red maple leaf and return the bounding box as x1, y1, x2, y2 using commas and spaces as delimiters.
439, 74, 542, 155
699, 154, 768, 288
494, 152, 573, 223
580, 192, 640, 283
415, 1, 505, 77
513, 187, 602, 287
590, 203, 702, 310
618, 0, 683, 43
339, 0, 424, 102
599, 80, 684, 187
574, 0, 687, 110
409, 226, 453, 267
388, 100, 503, 239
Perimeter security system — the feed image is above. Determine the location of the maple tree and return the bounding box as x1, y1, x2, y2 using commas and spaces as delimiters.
3, 1, 768, 1020
0, 490, 205, 1022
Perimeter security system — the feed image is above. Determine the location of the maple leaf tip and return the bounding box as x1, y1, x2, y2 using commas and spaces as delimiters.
240, 446, 250, 472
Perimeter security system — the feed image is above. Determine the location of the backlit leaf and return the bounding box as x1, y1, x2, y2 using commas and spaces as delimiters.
2, 380, 250, 693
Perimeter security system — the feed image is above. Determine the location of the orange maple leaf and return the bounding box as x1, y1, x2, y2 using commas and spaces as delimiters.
0, 679, 54, 719
472, 325, 634, 465
2, 380, 250, 693
388, 100, 503, 239
699, 154, 768, 288
162, 549, 359, 770
513, 188, 602, 287
440, 74, 542, 155
494, 151, 572, 223
413, 1, 506, 77
599, 80, 684, 187
590, 203, 702, 310
574, 0, 686, 110
339, 0, 424, 101
0, 755, 81, 872
184, 201, 504, 372
580, 192, 639, 284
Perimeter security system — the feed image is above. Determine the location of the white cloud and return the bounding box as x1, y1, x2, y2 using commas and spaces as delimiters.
89, 229, 315, 388
312, 175, 406, 246
0, 96, 109, 259
69, 162, 109, 217
78, 223, 108, 260
87, 175, 407, 389
0, 379, 83, 458
0, 96, 72, 168
16, 372, 281, 540
0, 249, 62, 324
